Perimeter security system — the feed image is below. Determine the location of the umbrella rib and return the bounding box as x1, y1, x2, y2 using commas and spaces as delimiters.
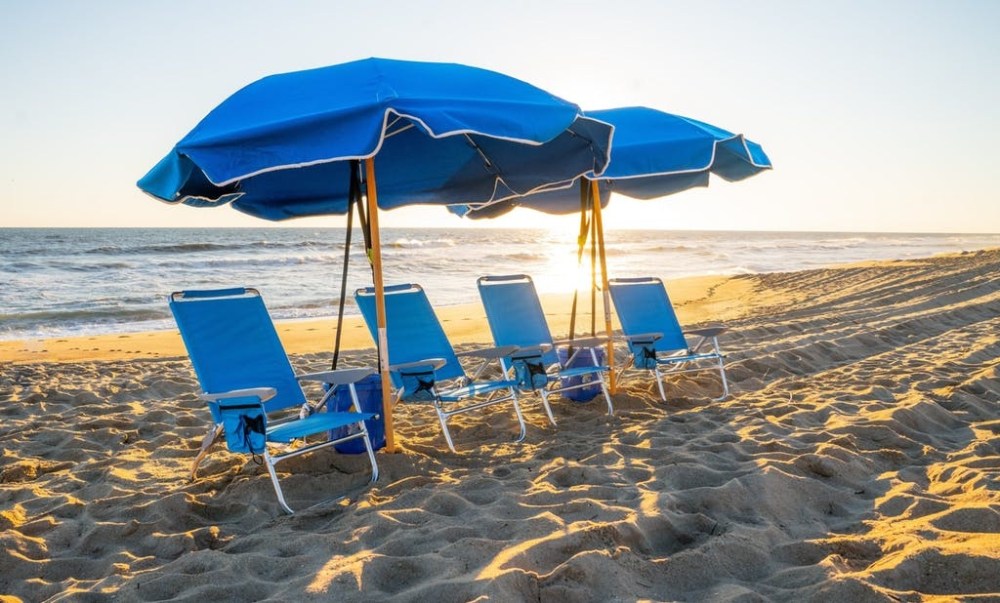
463, 134, 496, 171
384, 122, 416, 139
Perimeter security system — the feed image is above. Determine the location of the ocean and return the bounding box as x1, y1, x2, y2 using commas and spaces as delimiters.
2, 228, 998, 341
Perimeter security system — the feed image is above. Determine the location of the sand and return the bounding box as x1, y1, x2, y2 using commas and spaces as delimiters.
1, 250, 998, 601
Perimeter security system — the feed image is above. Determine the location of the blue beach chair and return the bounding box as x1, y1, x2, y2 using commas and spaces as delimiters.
477, 274, 614, 424
355, 284, 527, 452
169, 287, 379, 514
608, 277, 730, 401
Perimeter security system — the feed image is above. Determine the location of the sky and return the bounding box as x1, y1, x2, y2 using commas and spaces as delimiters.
2, 1, 998, 233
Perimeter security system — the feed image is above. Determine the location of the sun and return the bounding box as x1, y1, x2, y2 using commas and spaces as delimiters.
533, 226, 599, 295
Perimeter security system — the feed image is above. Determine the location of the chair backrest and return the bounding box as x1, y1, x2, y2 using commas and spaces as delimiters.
477, 274, 558, 365
608, 277, 688, 352
169, 288, 307, 414
354, 284, 466, 383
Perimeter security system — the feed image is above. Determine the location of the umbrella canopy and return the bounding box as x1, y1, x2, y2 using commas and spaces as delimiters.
452, 105, 771, 218
139, 57, 615, 453
138, 57, 613, 220
451, 105, 772, 394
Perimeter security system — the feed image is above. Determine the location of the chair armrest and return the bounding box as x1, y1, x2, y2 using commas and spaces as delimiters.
685, 326, 727, 339
457, 345, 519, 384
685, 326, 727, 354
456, 344, 520, 360
553, 335, 609, 349
298, 367, 375, 386
390, 358, 447, 374
511, 343, 553, 358
200, 387, 276, 404
622, 332, 663, 344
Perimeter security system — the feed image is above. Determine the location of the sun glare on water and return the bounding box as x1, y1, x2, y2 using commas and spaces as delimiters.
533, 227, 599, 295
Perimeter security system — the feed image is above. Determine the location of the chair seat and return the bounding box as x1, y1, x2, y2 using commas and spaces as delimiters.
438, 379, 518, 402
267, 411, 376, 443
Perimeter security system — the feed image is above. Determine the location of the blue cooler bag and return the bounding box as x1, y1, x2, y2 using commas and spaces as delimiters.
328, 373, 386, 454
556, 346, 605, 403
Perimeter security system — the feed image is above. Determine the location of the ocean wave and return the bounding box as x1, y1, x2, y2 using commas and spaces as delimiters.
388, 237, 456, 248
146, 254, 342, 270
269, 298, 355, 312
6, 261, 42, 272
85, 242, 233, 255
483, 252, 548, 262
638, 243, 704, 253
0, 307, 170, 328
40, 261, 136, 272
726, 237, 871, 251
78, 239, 348, 257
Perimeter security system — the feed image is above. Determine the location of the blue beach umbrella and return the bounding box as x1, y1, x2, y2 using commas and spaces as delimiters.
453, 105, 771, 218
138, 57, 614, 451
453, 106, 772, 391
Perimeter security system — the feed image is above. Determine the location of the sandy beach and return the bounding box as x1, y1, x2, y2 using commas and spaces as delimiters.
2, 250, 998, 601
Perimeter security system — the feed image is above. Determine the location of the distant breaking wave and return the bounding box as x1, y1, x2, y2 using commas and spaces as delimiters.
79, 240, 342, 256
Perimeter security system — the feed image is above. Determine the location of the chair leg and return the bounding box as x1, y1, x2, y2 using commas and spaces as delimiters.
265, 424, 379, 515
712, 345, 730, 401
263, 449, 295, 515
654, 365, 668, 401
434, 402, 458, 452
538, 389, 557, 426
346, 384, 380, 482
588, 348, 614, 416
359, 425, 380, 484
189, 423, 223, 481
509, 389, 527, 443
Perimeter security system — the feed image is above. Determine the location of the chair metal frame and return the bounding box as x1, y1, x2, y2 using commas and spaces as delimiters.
477, 274, 614, 424
171, 288, 379, 514
355, 283, 527, 452
608, 277, 730, 401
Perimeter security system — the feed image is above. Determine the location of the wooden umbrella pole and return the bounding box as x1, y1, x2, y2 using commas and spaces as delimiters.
590, 179, 616, 393
365, 158, 396, 453
590, 195, 598, 336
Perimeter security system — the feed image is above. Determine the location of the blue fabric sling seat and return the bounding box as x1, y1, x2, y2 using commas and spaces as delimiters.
355, 283, 527, 452
169, 287, 379, 514
608, 277, 730, 401
477, 274, 613, 425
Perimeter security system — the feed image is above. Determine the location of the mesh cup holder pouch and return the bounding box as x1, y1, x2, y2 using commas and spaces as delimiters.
629, 340, 658, 370
512, 354, 548, 390
400, 370, 437, 402
217, 399, 267, 454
